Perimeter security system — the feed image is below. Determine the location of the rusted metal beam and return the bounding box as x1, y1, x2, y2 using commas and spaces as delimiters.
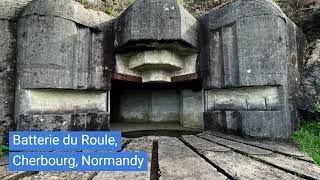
112, 73, 142, 83
171, 73, 200, 82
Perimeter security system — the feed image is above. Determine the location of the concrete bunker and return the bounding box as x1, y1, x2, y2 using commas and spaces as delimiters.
6, 0, 305, 141
110, 0, 203, 132
110, 80, 203, 132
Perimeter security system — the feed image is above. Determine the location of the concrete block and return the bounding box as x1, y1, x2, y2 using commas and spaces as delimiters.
240, 111, 288, 139
114, 0, 199, 49
203, 110, 240, 133
205, 86, 282, 111
17, 112, 109, 131
200, 0, 305, 139
17, 15, 110, 90
18, 90, 108, 115
199, 0, 300, 88
15, 0, 114, 133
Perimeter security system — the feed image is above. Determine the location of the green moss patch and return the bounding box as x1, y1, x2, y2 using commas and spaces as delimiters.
0, 145, 8, 157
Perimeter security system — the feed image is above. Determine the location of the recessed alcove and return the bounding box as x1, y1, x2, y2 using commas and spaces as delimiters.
109, 79, 203, 133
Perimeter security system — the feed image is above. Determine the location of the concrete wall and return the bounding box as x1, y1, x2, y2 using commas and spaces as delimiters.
0, 0, 34, 144
118, 90, 180, 123
117, 89, 203, 129
119, 90, 150, 122
180, 90, 203, 129
151, 90, 180, 122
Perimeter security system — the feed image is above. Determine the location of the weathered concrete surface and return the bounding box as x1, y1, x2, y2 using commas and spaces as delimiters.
17, 112, 110, 131
204, 86, 285, 137
158, 137, 227, 180
114, 0, 199, 49
110, 122, 200, 133
0, 0, 34, 145
151, 90, 180, 122
15, 0, 113, 132
18, 90, 108, 114
198, 133, 273, 155
113, 0, 199, 83
240, 111, 287, 138
0, 0, 33, 20
182, 135, 230, 152
1, 132, 317, 180
16, 0, 113, 89
204, 110, 289, 138
198, 133, 320, 179
208, 131, 313, 162
94, 138, 153, 180
22, 0, 111, 30
128, 50, 184, 71
115, 50, 197, 82
180, 90, 203, 129
205, 86, 282, 111
16, 16, 110, 90
0, 163, 36, 180
254, 154, 320, 179
182, 135, 302, 180
117, 89, 203, 129
118, 90, 180, 123
21, 172, 96, 180
0, 165, 14, 180
118, 90, 150, 122
200, 0, 306, 139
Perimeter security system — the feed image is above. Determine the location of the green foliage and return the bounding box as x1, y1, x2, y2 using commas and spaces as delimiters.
313, 7, 320, 16
293, 122, 320, 165
103, 0, 135, 16
105, 7, 117, 17
78, 0, 105, 12
177, 0, 196, 8
315, 102, 320, 113
0, 145, 9, 157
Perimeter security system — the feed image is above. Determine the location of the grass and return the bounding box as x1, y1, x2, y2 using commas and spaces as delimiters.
293, 121, 320, 165
0, 145, 8, 157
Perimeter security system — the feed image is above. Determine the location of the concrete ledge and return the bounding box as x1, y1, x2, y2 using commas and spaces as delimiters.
16, 112, 110, 131
205, 86, 282, 111
18, 90, 108, 114
128, 50, 184, 71
115, 50, 197, 83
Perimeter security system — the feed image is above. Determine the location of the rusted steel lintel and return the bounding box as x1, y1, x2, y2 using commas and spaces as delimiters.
112, 73, 142, 83
171, 73, 200, 82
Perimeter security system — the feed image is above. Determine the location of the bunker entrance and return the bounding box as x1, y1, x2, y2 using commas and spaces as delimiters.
110, 80, 203, 134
